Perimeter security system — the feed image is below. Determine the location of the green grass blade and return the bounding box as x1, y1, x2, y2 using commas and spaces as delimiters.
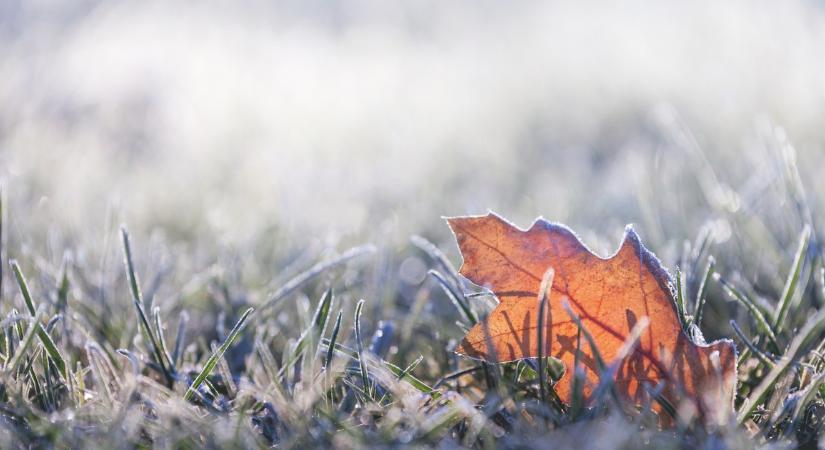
674, 267, 686, 328
429, 270, 477, 325
278, 288, 335, 377
792, 370, 825, 427
395, 355, 424, 381
258, 245, 375, 312
715, 274, 779, 351
324, 309, 343, 370
562, 299, 607, 371
325, 340, 440, 399
56, 252, 70, 311
152, 306, 176, 374
184, 307, 253, 401
382, 359, 439, 398
121, 226, 174, 386
5, 315, 38, 376
354, 299, 371, 399
694, 256, 715, 327
10, 261, 36, 316
297, 288, 334, 359
729, 320, 774, 368
34, 323, 66, 379
737, 306, 825, 424
9, 261, 67, 379
537, 268, 554, 404
411, 234, 463, 290
772, 225, 811, 332
172, 311, 189, 368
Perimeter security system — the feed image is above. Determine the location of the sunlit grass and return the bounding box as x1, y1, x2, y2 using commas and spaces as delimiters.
0, 131, 823, 449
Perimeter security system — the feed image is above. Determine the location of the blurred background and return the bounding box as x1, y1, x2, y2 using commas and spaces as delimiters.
1, 0, 824, 338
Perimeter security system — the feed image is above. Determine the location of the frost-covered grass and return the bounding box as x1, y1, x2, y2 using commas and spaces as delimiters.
1, 128, 825, 448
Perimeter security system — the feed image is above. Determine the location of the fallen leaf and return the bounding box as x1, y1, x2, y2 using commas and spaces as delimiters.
447, 212, 736, 423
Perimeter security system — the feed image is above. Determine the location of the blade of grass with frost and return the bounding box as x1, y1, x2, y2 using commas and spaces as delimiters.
152, 306, 176, 374
737, 306, 825, 425
570, 326, 586, 418
590, 317, 649, 403
280, 288, 334, 377
86, 343, 115, 404
9, 261, 67, 379
377, 355, 426, 404
537, 268, 553, 404
772, 225, 810, 332
694, 256, 715, 327
255, 338, 279, 384
395, 355, 424, 382
788, 370, 825, 434
382, 358, 438, 398
564, 299, 611, 418
645, 383, 677, 421
324, 309, 343, 370
434, 366, 483, 389
690, 224, 715, 267
715, 274, 779, 352
258, 245, 374, 312
354, 299, 372, 399
172, 311, 188, 368
430, 270, 476, 325
27, 359, 46, 410
120, 227, 174, 386
730, 320, 775, 368
322, 338, 439, 398
674, 267, 687, 328
214, 340, 237, 396
42, 351, 57, 410
6, 316, 38, 376
57, 253, 70, 311
184, 307, 253, 402
562, 299, 607, 370
411, 234, 463, 291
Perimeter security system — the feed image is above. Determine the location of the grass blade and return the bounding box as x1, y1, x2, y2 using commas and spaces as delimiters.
562, 299, 607, 371
10, 261, 36, 316
325, 309, 343, 370
694, 256, 715, 327
430, 270, 477, 326
278, 289, 335, 377
772, 225, 811, 332
296, 288, 335, 359
9, 261, 67, 379
737, 306, 825, 424
184, 307, 253, 401
121, 226, 174, 386
729, 320, 775, 368
715, 273, 779, 352
354, 299, 371, 399
152, 306, 176, 374
5, 315, 38, 376
411, 234, 463, 290
536, 268, 554, 404
674, 267, 687, 328
258, 245, 375, 312
172, 311, 189, 368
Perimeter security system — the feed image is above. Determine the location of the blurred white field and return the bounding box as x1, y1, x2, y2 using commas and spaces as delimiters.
1, 0, 824, 250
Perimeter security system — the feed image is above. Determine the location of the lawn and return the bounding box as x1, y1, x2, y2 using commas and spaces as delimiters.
2, 2, 825, 448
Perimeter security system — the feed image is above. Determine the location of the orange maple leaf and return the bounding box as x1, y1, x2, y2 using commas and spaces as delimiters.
447, 212, 736, 423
